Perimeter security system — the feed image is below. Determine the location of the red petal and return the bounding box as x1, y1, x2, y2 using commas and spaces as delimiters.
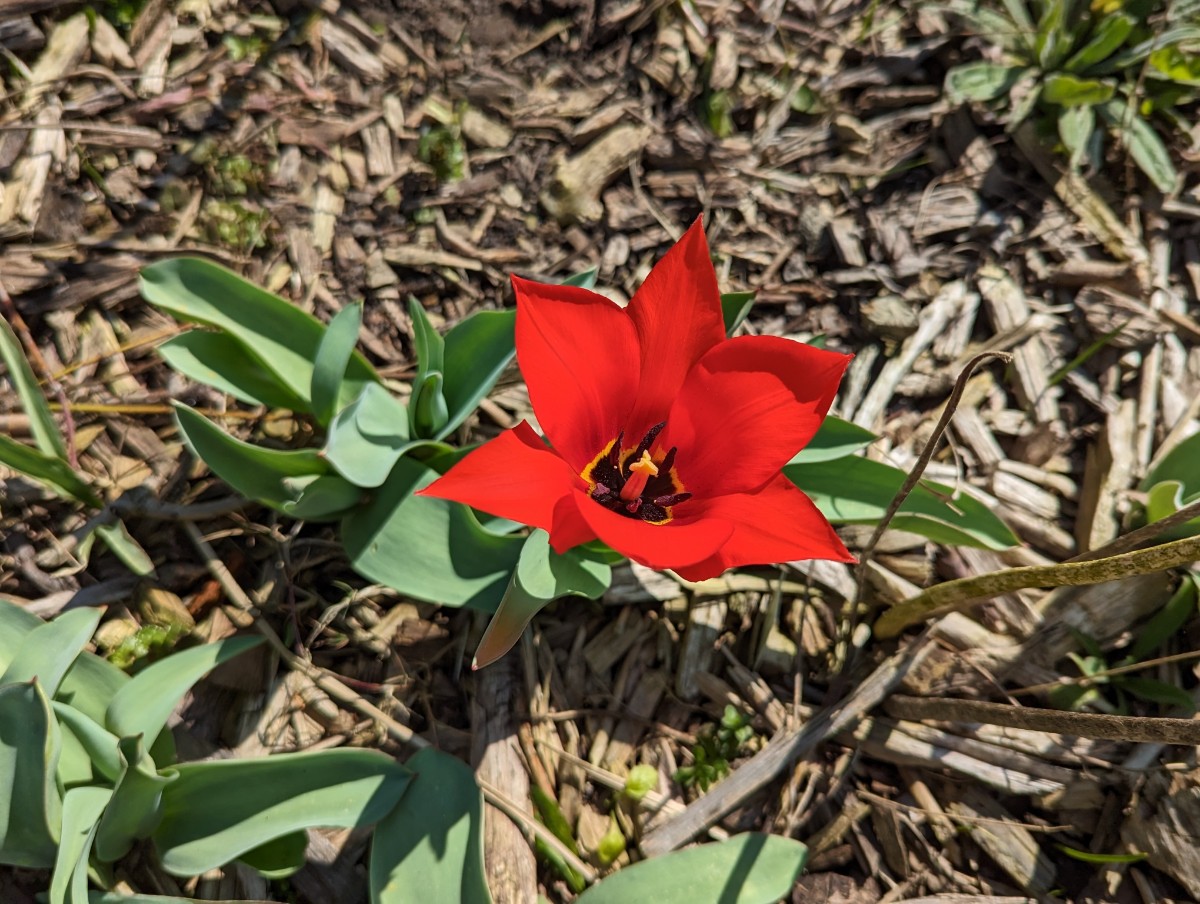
622, 218, 726, 438
549, 494, 598, 553
673, 477, 854, 581
571, 489, 732, 573
666, 335, 851, 497
417, 422, 581, 536
514, 275, 639, 472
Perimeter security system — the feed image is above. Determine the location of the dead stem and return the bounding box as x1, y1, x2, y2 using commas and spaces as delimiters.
874, 532, 1200, 638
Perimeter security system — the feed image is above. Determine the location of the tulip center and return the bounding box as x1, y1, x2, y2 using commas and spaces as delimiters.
582, 422, 691, 524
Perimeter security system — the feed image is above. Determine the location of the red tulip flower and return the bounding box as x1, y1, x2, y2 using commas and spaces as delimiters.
418, 219, 854, 581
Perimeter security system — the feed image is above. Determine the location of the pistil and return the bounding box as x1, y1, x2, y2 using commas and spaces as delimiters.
619, 450, 659, 502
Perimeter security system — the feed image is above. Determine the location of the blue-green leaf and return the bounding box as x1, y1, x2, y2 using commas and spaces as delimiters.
473, 529, 611, 668
153, 749, 411, 876
438, 310, 516, 440
141, 258, 378, 412
0, 433, 100, 506
371, 748, 491, 904
789, 416, 876, 464
94, 735, 176, 862
311, 302, 364, 426
785, 455, 1018, 549
157, 331, 311, 412
721, 292, 755, 336
51, 786, 112, 904
0, 605, 102, 698
323, 383, 417, 489
575, 834, 808, 904
0, 316, 67, 459
341, 455, 523, 611
105, 636, 264, 743
0, 681, 62, 868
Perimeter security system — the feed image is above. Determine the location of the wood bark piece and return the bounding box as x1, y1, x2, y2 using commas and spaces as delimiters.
675, 596, 726, 701
540, 123, 653, 224
1075, 397, 1137, 552
1121, 769, 1200, 899
471, 656, 537, 904
949, 788, 1057, 895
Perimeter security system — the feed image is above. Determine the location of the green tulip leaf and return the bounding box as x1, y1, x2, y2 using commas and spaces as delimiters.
576, 834, 808, 904
0, 605, 103, 698
561, 267, 598, 289
474, 529, 611, 668
106, 635, 264, 744
323, 383, 419, 488
371, 748, 491, 904
341, 455, 523, 611
0, 433, 100, 507
279, 473, 364, 521
152, 748, 412, 875
173, 403, 329, 512
236, 830, 310, 878
0, 681, 62, 868
785, 455, 1018, 549
141, 257, 378, 411
789, 416, 876, 464
1042, 73, 1115, 106
721, 291, 755, 336
51, 786, 113, 904
311, 302, 364, 426
0, 316, 67, 459
439, 309, 517, 440
157, 331, 311, 412
94, 735, 176, 862
52, 703, 122, 784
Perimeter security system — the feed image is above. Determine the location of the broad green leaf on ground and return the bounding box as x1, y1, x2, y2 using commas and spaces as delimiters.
90, 894, 276, 903
473, 529, 612, 668
51, 786, 112, 904
106, 636, 264, 743
438, 309, 517, 440
1058, 104, 1095, 169
157, 331, 310, 411
409, 297, 449, 438
0, 433, 100, 506
323, 383, 418, 488
279, 473, 364, 521
236, 831, 310, 879
371, 748, 491, 904
785, 455, 1018, 549
0, 605, 103, 697
721, 292, 755, 336
153, 749, 412, 875
788, 416, 876, 464
173, 403, 332, 514
575, 834, 808, 904
945, 62, 1027, 102
0, 681, 62, 868
1140, 431, 1200, 538
0, 316, 67, 459
341, 455, 523, 612
141, 258, 378, 412
1063, 13, 1135, 72
311, 302, 363, 426
94, 735, 176, 862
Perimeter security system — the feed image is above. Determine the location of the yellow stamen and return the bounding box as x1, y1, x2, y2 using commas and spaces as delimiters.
620, 450, 659, 502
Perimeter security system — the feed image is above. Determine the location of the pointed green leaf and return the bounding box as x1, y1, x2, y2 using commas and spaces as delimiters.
140, 257, 379, 411
788, 416, 876, 464
0, 433, 100, 506
1058, 104, 1096, 169
94, 735, 176, 862
93, 519, 156, 577
785, 455, 1018, 549
1129, 574, 1198, 662
324, 383, 417, 488
371, 748, 491, 904
1042, 73, 1115, 106
52, 703, 122, 783
341, 455, 523, 611
561, 267, 598, 289
311, 302, 363, 426
720, 292, 755, 337
575, 834, 808, 904
153, 748, 411, 875
157, 330, 311, 411
280, 473, 364, 521
1102, 103, 1178, 192
1121, 677, 1196, 711
1064, 13, 1135, 71
474, 529, 611, 668
105, 635, 264, 742
438, 309, 516, 440
51, 786, 113, 904
0, 316, 67, 459
236, 831, 310, 878
411, 371, 451, 439
173, 402, 329, 512
0, 681, 62, 868
1, 605, 102, 697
